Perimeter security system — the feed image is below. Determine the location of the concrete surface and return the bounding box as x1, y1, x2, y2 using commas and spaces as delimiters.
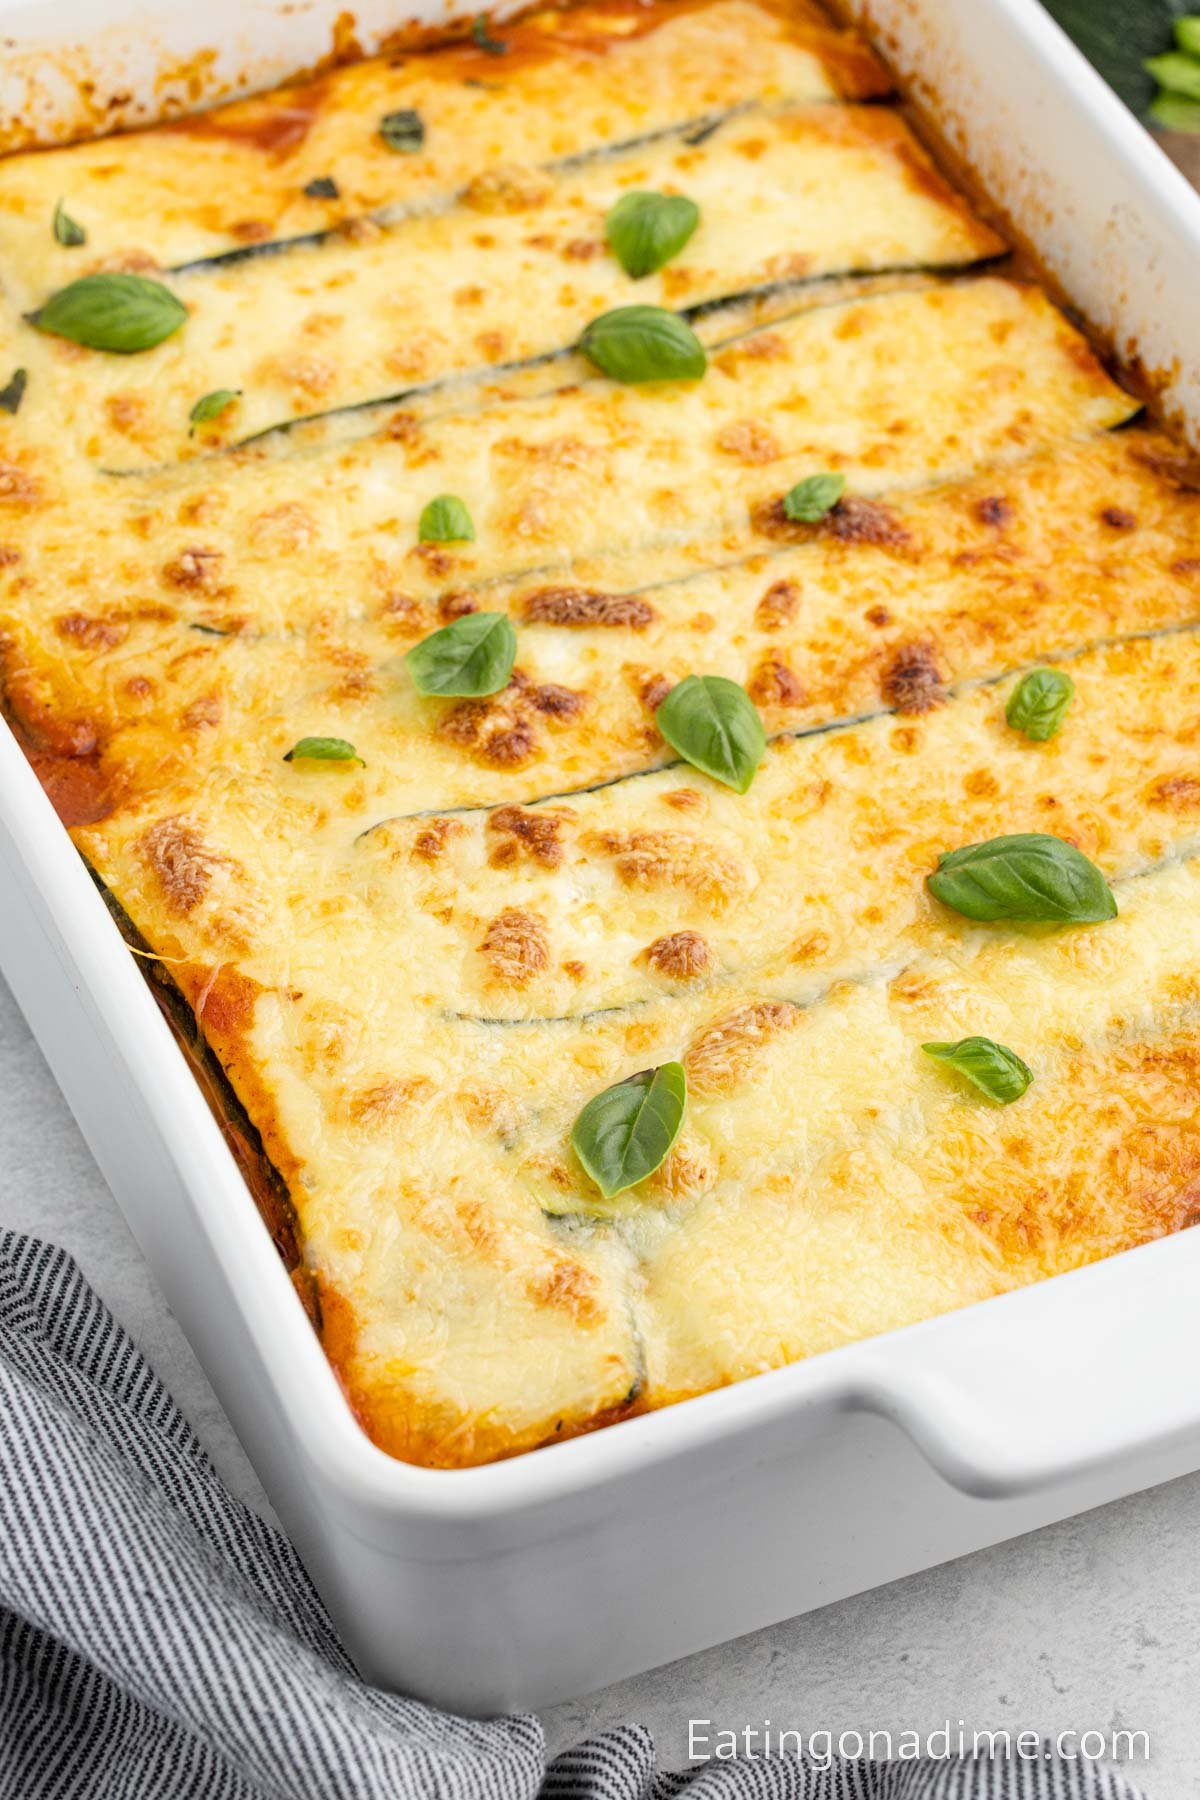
0, 971, 1195, 1795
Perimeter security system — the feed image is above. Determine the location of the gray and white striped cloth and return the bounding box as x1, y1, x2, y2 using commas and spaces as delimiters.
0, 1231, 1150, 1800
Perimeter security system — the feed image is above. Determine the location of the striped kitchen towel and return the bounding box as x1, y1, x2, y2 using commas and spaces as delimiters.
0, 1232, 1150, 1800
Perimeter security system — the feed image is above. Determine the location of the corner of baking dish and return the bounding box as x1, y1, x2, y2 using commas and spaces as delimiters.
843, 0, 1200, 442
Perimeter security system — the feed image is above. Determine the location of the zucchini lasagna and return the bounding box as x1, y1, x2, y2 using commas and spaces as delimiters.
1, 0, 1198, 1468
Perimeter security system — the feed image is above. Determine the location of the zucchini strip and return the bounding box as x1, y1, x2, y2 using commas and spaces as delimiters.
43, 104, 1004, 471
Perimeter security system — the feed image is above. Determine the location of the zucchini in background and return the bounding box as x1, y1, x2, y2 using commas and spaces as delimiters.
1040, 0, 1186, 114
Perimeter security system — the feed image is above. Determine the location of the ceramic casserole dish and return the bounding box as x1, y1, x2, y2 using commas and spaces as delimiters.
0, 0, 1199, 1713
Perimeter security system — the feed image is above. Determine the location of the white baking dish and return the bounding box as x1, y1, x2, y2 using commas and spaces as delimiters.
3, 0, 1200, 1717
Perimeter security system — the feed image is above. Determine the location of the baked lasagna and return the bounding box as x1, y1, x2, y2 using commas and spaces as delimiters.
1, 0, 1198, 1467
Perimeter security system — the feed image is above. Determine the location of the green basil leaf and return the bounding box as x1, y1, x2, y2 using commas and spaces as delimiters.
571, 1061, 687, 1199
30, 273, 186, 353
656, 673, 765, 794
303, 175, 340, 198
283, 736, 360, 764
782, 472, 845, 523
1146, 51, 1200, 100
418, 494, 475, 543
405, 611, 516, 697
1004, 668, 1075, 741
1177, 16, 1200, 55
380, 109, 425, 153
188, 388, 241, 434
605, 190, 700, 279
1151, 90, 1200, 128
922, 1037, 1033, 1104
0, 369, 27, 416
927, 832, 1117, 923
578, 305, 706, 383
52, 199, 86, 247
471, 12, 509, 52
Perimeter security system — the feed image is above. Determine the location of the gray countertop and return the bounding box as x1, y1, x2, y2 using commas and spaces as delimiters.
1, 970, 1197, 1795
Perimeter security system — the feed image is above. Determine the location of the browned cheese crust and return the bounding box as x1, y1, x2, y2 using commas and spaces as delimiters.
0, 0, 1197, 1466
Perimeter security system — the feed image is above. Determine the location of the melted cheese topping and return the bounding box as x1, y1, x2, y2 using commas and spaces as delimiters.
3, 0, 1200, 1467
0, 0, 889, 276
12, 106, 1002, 467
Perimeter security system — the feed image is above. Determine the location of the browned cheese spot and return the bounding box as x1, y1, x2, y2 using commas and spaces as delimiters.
643, 930, 712, 980
661, 787, 706, 814
249, 504, 316, 554
531, 682, 585, 721
349, 1076, 435, 1125
585, 828, 747, 913
685, 999, 799, 1096
437, 590, 481, 621
716, 420, 782, 465
487, 803, 574, 869
0, 463, 39, 508
181, 694, 222, 730
653, 1138, 716, 1202
162, 546, 223, 590
824, 496, 912, 547
136, 815, 230, 915
1101, 505, 1138, 531
1148, 774, 1200, 810
528, 1257, 601, 1326
880, 638, 944, 714
54, 613, 128, 650
631, 668, 674, 714
480, 907, 549, 987
522, 587, 656, 628
412, 817, 465, 862
748, 655, 805, 708
461, 165, 554, 212
755, 579, 800, 629
439, 672, 584, 768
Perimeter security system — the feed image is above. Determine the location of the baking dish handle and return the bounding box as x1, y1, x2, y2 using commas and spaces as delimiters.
848, 1232, 1200, 1499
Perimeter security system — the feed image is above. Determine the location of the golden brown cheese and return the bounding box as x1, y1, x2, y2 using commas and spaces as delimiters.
7, 105, 1002, 465
5, 0, 1200, 1469
0, 276, 1135, 601
74, 696, 1200, 1459
0, 0, 889, 274
4, 429, 1193, 821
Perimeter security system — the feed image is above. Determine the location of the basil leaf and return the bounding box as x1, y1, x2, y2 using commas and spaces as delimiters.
303, 175, 340, 198
52, 199, 86, 247
1145, 51, 1200, 100
1005, 668, 1075, 741
578, 305, 706, 383
188, 388, 241, 434
922, 1037, 1033, 1104
30, 273, 186, 353
927, 832, 1117, 923
571, 1061, 687, 1200
283, 736, 360, 763
419, 494, 475, 543
1177, 16, 1200, 55
380, 109, 425, 153
1151, 90, 1200, 127
656, 673, 765, 793
605, 190, 700, 279
0, 369, 27, 416
471, 12, 509, 53
406, 611, 516, 697
782, 472, 845, 523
